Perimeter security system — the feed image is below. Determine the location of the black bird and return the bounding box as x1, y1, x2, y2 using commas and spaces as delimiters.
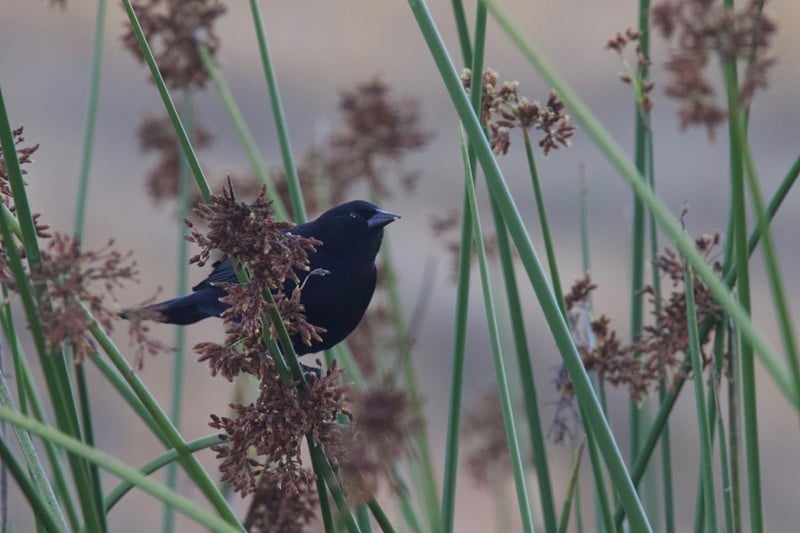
131, 200, 399, 355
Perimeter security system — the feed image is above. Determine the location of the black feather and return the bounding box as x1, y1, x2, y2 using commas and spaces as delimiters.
127, 200, 399, 356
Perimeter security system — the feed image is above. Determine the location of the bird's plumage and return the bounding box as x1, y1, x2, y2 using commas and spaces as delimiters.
131, 200, 398, 355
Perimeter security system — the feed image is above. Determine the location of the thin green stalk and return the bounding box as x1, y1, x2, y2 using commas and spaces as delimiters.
309, 442, 335, 533
314, 450, 361, 533
684, 263, 717, 532
488, 196, 557, 532
450, 0, 472, 66
367, 499, 396, 533
558, 441, 586, 533
727, 324, 742, 533
1, 292, 80, 531
88, 319, 241, 528
0, 101, 106, 533
90, 355, 165, 442
197, 45, 288, 221
439, 188, 473, 533
522, 131, 566, 318
720, 58, 763, 533
120, 0, 211, 202
163, 90, 194, 533
616, 149, 800, 526
0, 406, 240, 533
73, 0, 108, 236
248, 0, 306, 222
106, 435, 223, 511
406, 3, 651, 529
584, 422, 616, 533
731, 86, 800, 410
0, 363, 66, 531
356, 505, 373, 533
628, 0, 651, 468
461, 130, 534, 532
380, 238, 440, 532
712, 327, 735, 533
481, 0, 798, 407
0, 436, 63, 533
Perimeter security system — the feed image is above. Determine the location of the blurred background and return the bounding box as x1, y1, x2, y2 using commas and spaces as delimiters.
1, 0, 799, 531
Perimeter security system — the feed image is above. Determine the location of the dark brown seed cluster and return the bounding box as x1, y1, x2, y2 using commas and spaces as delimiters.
189, 184, 324, 378
651, 0, 776, 137
32, 234, 168, 364
461, 68, 576, 155
122, 0, 226, 89
0, 127, 40, 212
209, 362, 347, 496
556, 233, 723, 414
605, 28, 656, 112
334, 379, 419, 503
244, 466, 318, 533
137, 113, 212, 204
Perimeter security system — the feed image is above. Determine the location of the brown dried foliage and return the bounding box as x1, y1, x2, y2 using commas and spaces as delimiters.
244, 465, 318, 533
651, 0, 776, 138
461, 68, 576, 155
209, 362, 347, 496
333, 379, 419, 503
137, 113, 211, 204
556, 233, 723, 417
0, 127, 40, 212
605, 27, 656, 112
122, 0, 226, 89
32, 234, 168, 364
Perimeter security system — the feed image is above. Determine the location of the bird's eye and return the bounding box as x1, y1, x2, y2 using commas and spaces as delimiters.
349, 212, 359, 220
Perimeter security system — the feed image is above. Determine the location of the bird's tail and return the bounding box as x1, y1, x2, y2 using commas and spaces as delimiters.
120, 292, 215, 325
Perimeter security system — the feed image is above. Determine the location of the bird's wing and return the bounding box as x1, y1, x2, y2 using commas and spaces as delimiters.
192, 258, 236, 291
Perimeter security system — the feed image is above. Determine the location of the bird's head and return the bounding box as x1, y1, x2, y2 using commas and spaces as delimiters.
309, 200, 400, 259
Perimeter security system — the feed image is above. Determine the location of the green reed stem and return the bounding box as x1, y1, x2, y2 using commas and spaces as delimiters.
558, 441, 586, 533
628, 0, 651, 469
720, 59, 763, 533
89, 319, 241, 528
460, 130, 534, 532
481, 0, 797, 408
450, 0, 472, 66
73, 0, 107, 237
0, 363, 66, 531
120, 0, 211, 203
163, 90, 194, 533
0, 406, 239, 533
368, 499, 396, 533
248, 0, 306, 222
197, 45, 288, 221
106, 435, 224, 511
685, 264, 717, 532
0, 434, 63, 533
0, 91, 106, 533
0, 297, 80, 530
522, 130, 566, 318
406, 2, 651, 529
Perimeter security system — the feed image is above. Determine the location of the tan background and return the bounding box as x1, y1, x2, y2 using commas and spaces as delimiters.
1, 0, 799, 531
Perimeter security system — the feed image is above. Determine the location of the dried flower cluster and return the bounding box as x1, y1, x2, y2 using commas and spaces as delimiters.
605, 28, 656, 113
189, 185, 418, 525
137, 113, 211, 204
557, 233, 723, 413
462, 387, 512, 485
122, 0, 226, 89
0, 127, 40, 211
209, 362, 347, 496
32, 234, 168, 364
461, 68, 576, 155
335, 379, 420, 502
651, 0, 776, 137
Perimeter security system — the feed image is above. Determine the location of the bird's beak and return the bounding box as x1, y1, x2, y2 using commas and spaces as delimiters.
367, 208, 400, 229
